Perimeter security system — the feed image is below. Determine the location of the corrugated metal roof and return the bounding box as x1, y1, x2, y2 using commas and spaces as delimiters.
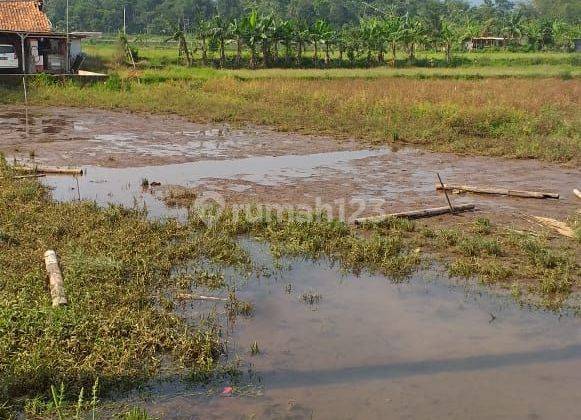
0, 0, 52, 33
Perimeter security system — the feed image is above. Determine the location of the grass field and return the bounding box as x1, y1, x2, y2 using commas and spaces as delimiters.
1, 75, 578, 164
1, 37, 580, 419
1, 158, 578, 416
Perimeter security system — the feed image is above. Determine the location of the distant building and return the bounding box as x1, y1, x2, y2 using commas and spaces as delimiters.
466, 37, 507, 51
0, 0, 85, 74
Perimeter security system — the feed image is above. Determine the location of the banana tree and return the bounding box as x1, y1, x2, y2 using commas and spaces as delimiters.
439, 19, 464, 64
165, 29, 192, 66
240, 11, 261, 68
257, 14, 275, 67
310, 20, 333, 67
383, 15, 403, 67
277, 19, 297, 66
359, 18, 384, 66
294, 23, 310, 66
210, 16, 229, 68
196, 20, 213, 64
229, 18, 244, 67
400, 17, 426, 63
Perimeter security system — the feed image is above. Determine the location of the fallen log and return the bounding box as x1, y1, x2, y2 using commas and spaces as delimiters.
531, 216, 574, 239
574, 189, 581, 199
44, 250, 67, 307
436, 184, 559, 199
14, 164, 83, 175
354, 204, 476, 225
176, 293, 228, 303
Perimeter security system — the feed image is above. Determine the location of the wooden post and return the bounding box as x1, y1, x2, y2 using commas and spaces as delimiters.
44, 250, 67, 307
437, 173, 455, 214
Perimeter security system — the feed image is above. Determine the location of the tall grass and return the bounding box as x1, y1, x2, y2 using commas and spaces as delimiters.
4, 76, 578, 163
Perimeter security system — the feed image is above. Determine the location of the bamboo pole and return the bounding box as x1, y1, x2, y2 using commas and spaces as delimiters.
44, 250, 68, 307
354, 204, 476, 225
13, 165, 83, 175
531, 216, 574, 239
176, 293, 228, 302
437, 184, 559, 199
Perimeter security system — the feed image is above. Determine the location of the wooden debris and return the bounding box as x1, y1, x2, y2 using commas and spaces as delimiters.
436, 184, 559, 199
437, 173, 455, 214
14, 164, 83, 175
574, 189, 581, 199
176, 293, 228, 303
354, 204, 476, 225
44, 250, 67, 307
531, 216, 574, 239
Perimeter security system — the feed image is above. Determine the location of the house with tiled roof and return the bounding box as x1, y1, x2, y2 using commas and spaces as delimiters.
0, 0, 85, 74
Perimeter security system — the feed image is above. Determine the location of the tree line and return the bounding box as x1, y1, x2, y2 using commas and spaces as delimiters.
120, 9, 580, 70
46, 0, 580, 35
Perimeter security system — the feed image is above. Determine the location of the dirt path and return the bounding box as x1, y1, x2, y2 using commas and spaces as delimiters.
1, 106, 579, 224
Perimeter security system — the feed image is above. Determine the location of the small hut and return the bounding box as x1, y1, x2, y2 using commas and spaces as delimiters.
466, 37, 507, 51
0, 0, 85, 74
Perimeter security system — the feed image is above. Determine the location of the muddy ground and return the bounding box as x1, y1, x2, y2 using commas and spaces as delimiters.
0, 106, 579, 227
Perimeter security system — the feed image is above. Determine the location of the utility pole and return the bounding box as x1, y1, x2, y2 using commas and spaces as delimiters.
66, 0, 70, 73
123, 5, 127, 35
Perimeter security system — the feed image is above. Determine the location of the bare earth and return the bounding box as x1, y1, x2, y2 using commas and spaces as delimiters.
0, 106, 579, 226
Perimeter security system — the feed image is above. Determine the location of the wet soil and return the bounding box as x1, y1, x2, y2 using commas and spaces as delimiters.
1, 106, 579, 225
2, 106, 580, 419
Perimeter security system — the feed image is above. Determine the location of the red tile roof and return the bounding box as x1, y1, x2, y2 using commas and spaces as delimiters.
0, 0, 52, 33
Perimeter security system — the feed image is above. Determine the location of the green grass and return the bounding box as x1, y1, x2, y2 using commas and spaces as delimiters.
1, 74, 578, 164
0, 160, 579, 416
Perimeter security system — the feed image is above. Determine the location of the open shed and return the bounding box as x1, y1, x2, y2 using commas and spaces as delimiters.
0, 0, 84, 74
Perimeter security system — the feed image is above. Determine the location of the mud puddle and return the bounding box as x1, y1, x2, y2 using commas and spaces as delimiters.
2, 106, 579, 223
115, 241, 581, 420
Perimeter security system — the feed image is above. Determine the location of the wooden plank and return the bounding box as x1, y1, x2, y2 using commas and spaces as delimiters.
531, 216, 574, 239
437, 184, 558, 199
354, 204, 476, 225
574, 189, 581, 199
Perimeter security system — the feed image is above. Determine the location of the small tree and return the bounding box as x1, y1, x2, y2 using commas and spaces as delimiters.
439, 20, 464, 64
229, 18, 244, 67
210, 16, 229, 68
165, 29, 192, 66
383, 15, 403, 67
